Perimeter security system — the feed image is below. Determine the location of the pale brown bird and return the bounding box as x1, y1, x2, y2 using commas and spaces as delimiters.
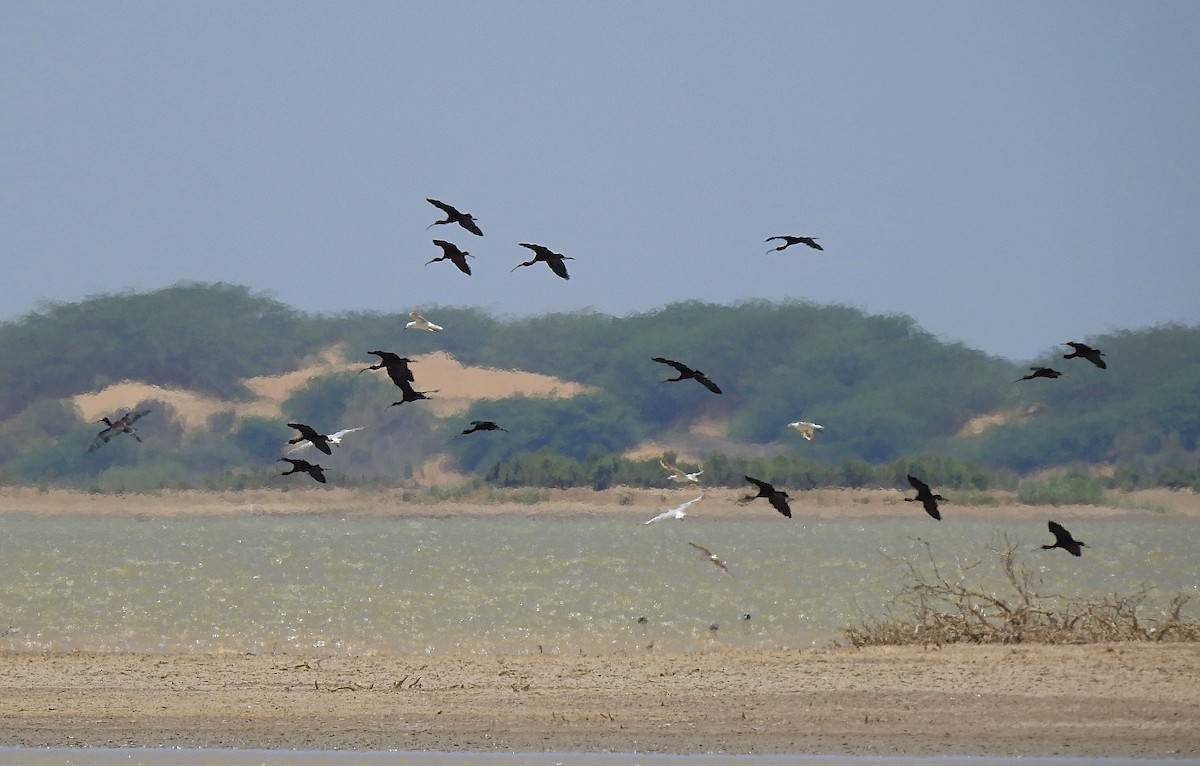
688, 542, 731, 575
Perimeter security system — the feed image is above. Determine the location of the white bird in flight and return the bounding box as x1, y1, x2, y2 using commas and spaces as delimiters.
644, 495, 703, 524
406, 312, 443, 332
285, 426, 367, 455
660, 458, 703, 483
787, 421, 824, 441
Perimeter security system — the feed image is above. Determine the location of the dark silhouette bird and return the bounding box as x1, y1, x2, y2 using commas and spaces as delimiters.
88, 408, 152, 452
765, 235, 822, 253
285, 426, 365, 455
457, 420, 508, 437
287, 423, 332, 455
388, 379, 437, 408
426, 198, 483, 236
512, 243, 573, 280
361, 351, 416, 388
278, 457, 327, 483
426, 239, 474, 275
905, 475, 945, 520
651, 357, 722, 394
1017, 367, 1063, 382
741, 475, 792, 518
1063, 342, 1106, 369
1042, 520, 1085, 557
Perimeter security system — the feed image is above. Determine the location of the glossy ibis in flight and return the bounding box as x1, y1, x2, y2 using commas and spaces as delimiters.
1042, 520, 1085, 556
426, 239, 474, 275
458, 420, 508, 436
361, 351, 416, 388
87, 408, 152, 452
651, 357, 722, 394
787, 421, 824, 441
426, 198, 483, 236
741, 475, 792, 518
387, 379, 437, 408
405, 311, 443, 332
512, 243, 572, 280
287, 423, 333, 455
1063, 342, 1106, 369
1017, 367, 1063, 382
644, 495, 703, 524
286, 426, 365, 455
765, 235, 822, 253
905, 475, 945, 520
278, 458, 327, 483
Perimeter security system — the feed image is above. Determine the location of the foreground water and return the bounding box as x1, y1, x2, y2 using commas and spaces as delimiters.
0, 510, 1196, 655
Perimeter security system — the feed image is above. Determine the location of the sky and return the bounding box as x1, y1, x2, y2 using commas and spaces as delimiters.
3, 2, 1198, 361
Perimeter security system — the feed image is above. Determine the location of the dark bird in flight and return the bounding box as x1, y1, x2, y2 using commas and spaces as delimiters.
651, 357, 722, 394
1017, 367, 1063, 382
426, 198, 483, 236
741, 475, 792, 518
361, 351, 416, 388
278, 458, 327, 484
1042, 520, 1085, 557
512, 243, 573, 280
765, 235, 822, 253
388, 379, 437, 408
427, 239, 474, 275
905, 475, 945, 520
287, 423, 333, 455
1063, 342, 1107, 369
88, 408, 152, 452
458, 420, 508, 437
687, 542, 731, 575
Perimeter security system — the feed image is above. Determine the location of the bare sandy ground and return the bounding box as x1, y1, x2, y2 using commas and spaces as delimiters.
0, 643, 1197, 756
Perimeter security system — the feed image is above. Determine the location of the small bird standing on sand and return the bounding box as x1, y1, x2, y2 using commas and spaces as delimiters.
405, 312, 443, 332
426, 198, 483, 236
765, 235, 822, 253
652, 357, 722, 394
1016, 367, 1062, 382
741, 476, 792, 518
688, 542, 731, 575
278, 458, 327, 483
787, 421, 824, 441
644, 495, 703, 524
1042, 520, 1085, 557
905, 475, 946, 520
1063, 342, 1107, 369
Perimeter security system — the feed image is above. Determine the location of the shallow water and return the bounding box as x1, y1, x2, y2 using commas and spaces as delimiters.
0, 510, 1196, 655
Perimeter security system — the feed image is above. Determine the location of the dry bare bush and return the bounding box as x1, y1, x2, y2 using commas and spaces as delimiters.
844, 536, 1200, 647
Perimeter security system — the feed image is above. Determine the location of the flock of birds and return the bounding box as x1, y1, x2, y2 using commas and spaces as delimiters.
86, 198, 1104, 587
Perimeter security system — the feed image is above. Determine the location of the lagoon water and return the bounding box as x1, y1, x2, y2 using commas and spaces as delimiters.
1, 510, 1196, 655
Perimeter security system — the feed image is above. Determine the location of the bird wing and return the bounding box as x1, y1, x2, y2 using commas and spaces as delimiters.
459, 218, 483, 236
545, 255, 570, 280
744, 475, 771, 494
768, 494, 792, 518
907, 475, 931, 494
328, 426, 366, 442
687, 541, 715, 557
694, 373, 722, 394
923, 499, 942, 520
432, 239, 461, 257
427, 198, 459, 216
518, 242, 552, 258
652, 357, 691, 374
1048, 520, 1071, 544
125, 408, 152, 425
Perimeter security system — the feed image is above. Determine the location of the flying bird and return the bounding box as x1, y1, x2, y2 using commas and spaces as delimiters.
1042, 520, 1085, 557
286, 426, 366, 455
87, 408, 152, 452
361, 351, 416, 388
287, 423, 333, 455
388, 380, 437, 408
660, 458, 703, 483
512, 243, 573, 280
644, 495, 703, 524
278, 458, 327, 484
741, 475, 792, 518
787, 421, 824, 441
651, 357, 722, 394
905, 475, 945, 520
426, 239, 474, 275
765, 235, 822, 253
1017, 367, 1063, 382
457, 420, 508, 436
688, 541, 730, 574
1063, 342, 1107, 369
405, 312, 443, 332
425, 198, 483, 236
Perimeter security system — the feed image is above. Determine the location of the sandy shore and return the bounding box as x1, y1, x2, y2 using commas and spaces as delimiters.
0, 644, 1197, 757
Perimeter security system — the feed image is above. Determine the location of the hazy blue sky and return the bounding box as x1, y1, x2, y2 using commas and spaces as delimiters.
4, 2, 1198, 360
